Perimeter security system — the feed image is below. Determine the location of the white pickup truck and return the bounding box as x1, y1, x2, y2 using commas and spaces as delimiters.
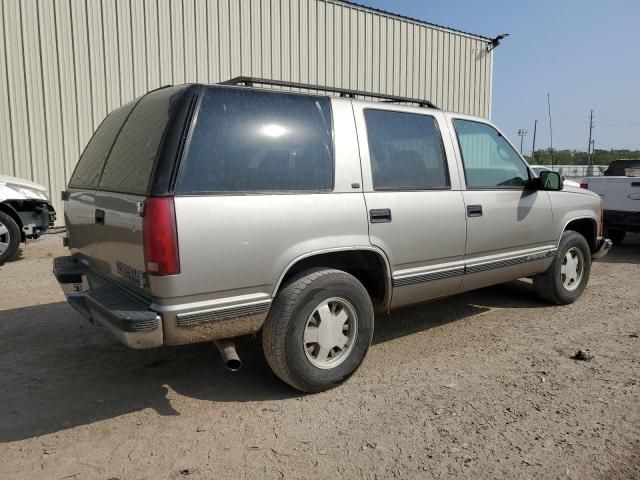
581, 160, 640, 245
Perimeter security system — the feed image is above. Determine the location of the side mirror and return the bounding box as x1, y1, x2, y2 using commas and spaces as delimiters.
539, 171, 563, 191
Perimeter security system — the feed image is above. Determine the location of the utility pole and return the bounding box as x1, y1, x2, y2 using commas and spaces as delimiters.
547, 93, 554, 168
517, 129, 528, 154
587, 110, 594, 175
531, 120, 537, 164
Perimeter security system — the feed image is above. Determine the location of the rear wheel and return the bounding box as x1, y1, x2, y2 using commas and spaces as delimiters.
262, 268, 374, 392
0, 212, 20, 264
606, 228, 625, 246
533, 231, 591, 305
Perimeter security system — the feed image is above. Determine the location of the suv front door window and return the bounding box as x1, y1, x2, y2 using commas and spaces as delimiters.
454, 119, 530, 189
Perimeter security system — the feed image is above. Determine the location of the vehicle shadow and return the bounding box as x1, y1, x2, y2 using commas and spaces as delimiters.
0, 279, 545, 443
373, 278, 544, 344
596, 233, 640, 265
0, 246, 24, 265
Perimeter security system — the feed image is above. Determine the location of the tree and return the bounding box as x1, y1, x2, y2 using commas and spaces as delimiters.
523, 149, 640, 166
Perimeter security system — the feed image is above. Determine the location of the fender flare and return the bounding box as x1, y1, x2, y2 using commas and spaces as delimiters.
558, 215, 598, 249
272, 245, 394, 310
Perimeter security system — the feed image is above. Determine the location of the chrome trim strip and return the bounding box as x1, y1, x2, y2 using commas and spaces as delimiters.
176, 299, 272, 327
465, 249, 556, 275
393, 266, 464, 287
392, 249, 557, 287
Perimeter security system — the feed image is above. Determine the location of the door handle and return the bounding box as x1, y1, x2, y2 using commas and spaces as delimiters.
370, 208, 392, 223
467, 205, 483, 217
95, 208, 106, 225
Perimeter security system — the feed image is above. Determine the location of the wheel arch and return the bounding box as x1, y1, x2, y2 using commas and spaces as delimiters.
273, 247, 393, 311
560, 216, 598, 252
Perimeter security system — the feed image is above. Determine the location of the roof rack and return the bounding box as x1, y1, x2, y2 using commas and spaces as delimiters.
220, 76, 438, 109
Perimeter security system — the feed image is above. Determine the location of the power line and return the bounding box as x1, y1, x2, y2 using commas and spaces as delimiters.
547, 93, 554, 168
517, 129, 528, 154
531, 120, 537, 162
587, 110, 594, 174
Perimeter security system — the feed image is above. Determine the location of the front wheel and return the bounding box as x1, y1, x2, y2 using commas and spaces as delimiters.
262, 268, 374, 393
533, 231, 592, 305
0, 211, 20, 264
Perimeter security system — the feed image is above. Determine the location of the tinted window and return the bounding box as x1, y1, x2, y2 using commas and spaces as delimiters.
605, 160, 640, 176
454, 119, 530, 188
364, 109, 449, 190
69, 101, 136, 188
99, 86, 184, 194
176, 88, 333, 193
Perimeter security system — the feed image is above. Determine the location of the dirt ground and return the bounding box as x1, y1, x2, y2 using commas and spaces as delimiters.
0, 234, 638, 480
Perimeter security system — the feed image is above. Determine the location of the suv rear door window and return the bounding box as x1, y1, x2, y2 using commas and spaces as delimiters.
69, 101, 136, 188
176, 87, 334, 194
98, 86, 184, 194
454, 119, 530, 188
363, 109, 449, 190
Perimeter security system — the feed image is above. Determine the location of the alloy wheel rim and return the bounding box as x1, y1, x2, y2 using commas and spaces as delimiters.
561, 247, 584, 291
0, 221, 10, 256
303, 297, 358, 369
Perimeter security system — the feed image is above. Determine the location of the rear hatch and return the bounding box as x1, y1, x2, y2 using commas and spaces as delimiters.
65, 85, 198, 295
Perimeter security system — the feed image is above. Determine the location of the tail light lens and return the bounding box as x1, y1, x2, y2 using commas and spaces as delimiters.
143, 197, 180, 276
580, 182, 589, 189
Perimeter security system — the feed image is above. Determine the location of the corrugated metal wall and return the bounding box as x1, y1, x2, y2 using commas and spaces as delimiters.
0, 0, 493, 221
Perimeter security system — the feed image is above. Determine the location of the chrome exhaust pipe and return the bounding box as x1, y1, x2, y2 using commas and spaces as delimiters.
213, 339, 242, 372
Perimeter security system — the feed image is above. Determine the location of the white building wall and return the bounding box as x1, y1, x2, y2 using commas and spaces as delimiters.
0, 0, 493, 220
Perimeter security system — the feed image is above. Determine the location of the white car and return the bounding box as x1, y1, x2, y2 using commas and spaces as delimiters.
530, 166, 581, 188
0, 175, 55, 263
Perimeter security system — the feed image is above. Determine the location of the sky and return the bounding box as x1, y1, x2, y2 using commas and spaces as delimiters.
359, 0, 640, 153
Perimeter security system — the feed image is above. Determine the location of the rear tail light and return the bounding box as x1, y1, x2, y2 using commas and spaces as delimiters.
143, 197, 180, 276
580, 182, 589, 189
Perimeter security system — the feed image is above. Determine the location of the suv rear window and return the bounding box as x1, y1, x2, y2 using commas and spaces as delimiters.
98, 86, 185, 194
69, 101, 136, 188
176, 87, 334, 194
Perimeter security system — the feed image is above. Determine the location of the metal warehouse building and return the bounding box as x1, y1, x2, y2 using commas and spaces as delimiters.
0, 0, 494, 220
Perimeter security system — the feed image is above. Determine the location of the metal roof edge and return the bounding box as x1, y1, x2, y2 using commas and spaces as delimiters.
327, 0, 493, 42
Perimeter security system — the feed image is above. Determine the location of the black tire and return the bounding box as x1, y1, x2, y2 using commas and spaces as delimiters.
0, 211, 20, 264
533, 230, 591, 305
607, 228, 625, 246
262, 268, 374, 393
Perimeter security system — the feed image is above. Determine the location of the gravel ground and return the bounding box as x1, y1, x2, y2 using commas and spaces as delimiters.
0, 234, 638, 479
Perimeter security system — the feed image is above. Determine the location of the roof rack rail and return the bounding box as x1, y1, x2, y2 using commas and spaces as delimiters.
220, 76, 438, 109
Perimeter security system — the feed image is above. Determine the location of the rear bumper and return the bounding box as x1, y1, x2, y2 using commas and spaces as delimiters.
53, 255, 270, 349
604, 210, 640, 231
592, 236, 612, 260
53, 256, 163, 349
